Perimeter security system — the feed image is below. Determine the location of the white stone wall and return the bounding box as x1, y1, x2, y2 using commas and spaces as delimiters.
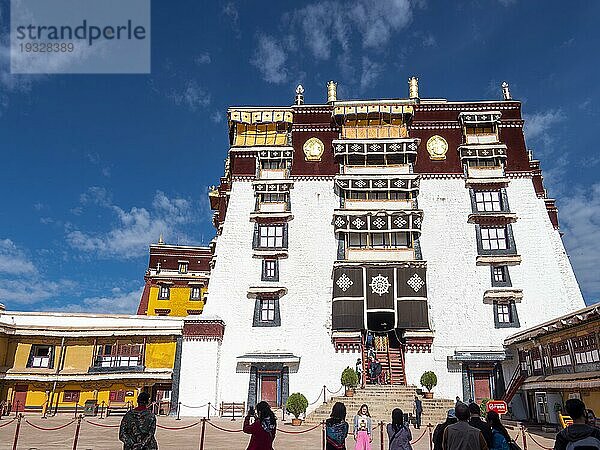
416, 176, 585, 399
182, 180, 356, 416
178, 338, 221, 416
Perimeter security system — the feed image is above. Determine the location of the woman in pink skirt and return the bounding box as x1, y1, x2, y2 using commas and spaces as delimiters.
353, 404, 373, 450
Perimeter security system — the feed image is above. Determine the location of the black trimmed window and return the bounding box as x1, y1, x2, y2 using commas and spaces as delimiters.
493, 301, 520, 328
63, 391, 80, 403
475, 191, 502, 212
253, 296, 281, 327
347, 232, 409, 249
158, 285, 170, 300
491, 265, 511, 287
178, 262, 188, 274
549, 342, 571, 368
262, 259, 279, 281
260, 159, 286, 170
253, 224, 288, 249
476, 224, 517, 255
27, 345, 54, 368
190, 286, 202, 300
259, 193, 288, 203
572, 334, 600, 365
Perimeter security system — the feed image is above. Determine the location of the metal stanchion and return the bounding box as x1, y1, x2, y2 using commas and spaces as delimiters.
231, 404, 236, 421
176, 402, 181, 420
323, 385, 327, 404
380, 421, 385, 450
99, 401, 105, 419
207, 402, 211, 420
12, 414, 22, 450
72, 415, 82, 450
321, 420, 326, 450
74, 403, 79, 418
14, 401, 20, 418
199, 417, 206, 450
428, 423, 433, 450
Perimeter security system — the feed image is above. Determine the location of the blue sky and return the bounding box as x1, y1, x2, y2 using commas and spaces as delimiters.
0, 0, 598, 313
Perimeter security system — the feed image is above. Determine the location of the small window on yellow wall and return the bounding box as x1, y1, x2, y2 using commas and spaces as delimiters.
63, 391, 80, 403
190, 286, 201, 300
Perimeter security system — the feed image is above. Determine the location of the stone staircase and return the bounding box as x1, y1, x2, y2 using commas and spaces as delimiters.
305, 385, 454, 425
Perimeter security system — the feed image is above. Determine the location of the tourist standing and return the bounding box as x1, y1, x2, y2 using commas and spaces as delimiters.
119, 392, 158, 450
486, 411, 510, 450
468, 402, 492, 448
433, 409, 457, 450
443, 402, 488, 450
354, 404, 373, 450
243, 401, 277, 450
327, 402, 349, 450
413, 396, 423, 429
356, 359, 363, 386
455, 397, 461, 408
554, 399, 600, 450
387, 408, 412, 450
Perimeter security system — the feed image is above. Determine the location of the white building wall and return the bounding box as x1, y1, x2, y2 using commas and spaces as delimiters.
416, 176, 585, 400
181, 179, 356, 416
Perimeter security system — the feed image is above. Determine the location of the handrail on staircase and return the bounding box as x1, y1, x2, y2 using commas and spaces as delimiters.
503, 365, 525, 403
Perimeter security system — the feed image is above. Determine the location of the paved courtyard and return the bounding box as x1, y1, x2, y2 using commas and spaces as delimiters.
0, 414, 557, 450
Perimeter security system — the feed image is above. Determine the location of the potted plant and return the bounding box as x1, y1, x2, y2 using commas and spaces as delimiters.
341, 367, 359, 397
420, 371, 437, 399
286, 393, 308, 426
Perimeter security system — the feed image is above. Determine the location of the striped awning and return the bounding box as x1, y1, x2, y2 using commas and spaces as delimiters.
229, 109, 293, 124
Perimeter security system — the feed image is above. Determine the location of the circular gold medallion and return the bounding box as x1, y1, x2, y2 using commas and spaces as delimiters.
303, 137, 325, 161
427, 135, 448, 160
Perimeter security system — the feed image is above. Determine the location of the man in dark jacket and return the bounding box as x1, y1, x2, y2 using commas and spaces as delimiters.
468, 402, 492, 449
433, 409, 457, 450
443, 402, 488, 450
554, 399, 600, 450
119, 392, 158, 450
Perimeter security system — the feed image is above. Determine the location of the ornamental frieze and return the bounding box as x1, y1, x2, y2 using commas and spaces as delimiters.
458, 111, 502, 125
458, 145, 507, 160
252, 182, 293, 193
256, 148, 293, 159
332, 139, 420, 157
333, 211, 423, 233
335, 176, 420, 192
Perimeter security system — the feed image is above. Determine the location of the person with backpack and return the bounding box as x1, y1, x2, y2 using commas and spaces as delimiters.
554, 399, 600, 450
243, 401, 277, 450
326, 402, 349, 450
118, 392, 158, 450
486, 411, 511, 450
387, 408, 412, 450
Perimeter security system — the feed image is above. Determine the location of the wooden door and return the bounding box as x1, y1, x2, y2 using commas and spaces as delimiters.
260, 376, 278, 407
473, 373, 491, 402
13, 385, 27, 412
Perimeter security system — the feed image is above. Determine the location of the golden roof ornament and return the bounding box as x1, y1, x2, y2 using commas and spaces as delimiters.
502, 81, 511, 100
295, 84, 304, 105
409, 77, 419, 99
327, 80, 337, 103
158, 233, 165, 245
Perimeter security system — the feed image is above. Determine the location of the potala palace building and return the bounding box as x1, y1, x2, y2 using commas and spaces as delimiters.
175, 78, 585, 415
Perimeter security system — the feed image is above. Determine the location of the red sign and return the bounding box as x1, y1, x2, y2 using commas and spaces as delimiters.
486, 400, 508, 414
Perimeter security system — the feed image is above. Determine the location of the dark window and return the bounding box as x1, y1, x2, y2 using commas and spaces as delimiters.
254, 224, 287, 249
260, 193, 287, 203
253, 296, 281, 327
261, 160, 286, 170
95, 344, 143, 368
158, 285, 170, 299
178, 262, 188, 274
493, 301, 520, 328
475, 191, 502, 212
63, 391, 80, 403
190, 286, 202, 300
572, 334, 600, 365
549, 342, 572, 368
109, 391, 126, 403
481, 227, 507, 250
262, 259, 279, 281
491, 265, 511, 287
27, 345, 54, 368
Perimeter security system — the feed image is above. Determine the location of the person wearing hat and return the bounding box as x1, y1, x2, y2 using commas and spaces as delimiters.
433, 409, 457, 450
119, 391, 158, 450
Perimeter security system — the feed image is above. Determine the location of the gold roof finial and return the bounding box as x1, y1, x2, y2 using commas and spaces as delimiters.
295, 84, 305, 105
158, 233, 165, 245
502, 81, 511, 100
327, 80, 337, 103
409, 76, 419, 99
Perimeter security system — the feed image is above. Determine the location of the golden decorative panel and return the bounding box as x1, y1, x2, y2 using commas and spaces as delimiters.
427, 135, 448, 160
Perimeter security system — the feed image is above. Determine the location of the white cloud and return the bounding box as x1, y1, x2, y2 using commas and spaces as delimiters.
560, 183, 600, 302
194, 53, 211, 65
167, 80, 211, 111
360, 56, 383, 92
211, 110, 224, 123
251, 35, 288, 84
54, 287, 143, 314
66, 189, 201, 259
222, 2, 241, 37
524, 109, 562, 147
0, 239, 36, 275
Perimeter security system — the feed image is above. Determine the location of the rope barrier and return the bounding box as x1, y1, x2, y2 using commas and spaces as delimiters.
83, 419, 120, 428
205, 420, 244, 433
180, 403, 209, 409
411, 428, 428, 444
24, 418, 76, 431
0, 417, 16, 428
526, 431, 554, 450
156, 421, 201, 431
326, 386, 344, 394
276, 422, 323, 434
308, 390, 323, 406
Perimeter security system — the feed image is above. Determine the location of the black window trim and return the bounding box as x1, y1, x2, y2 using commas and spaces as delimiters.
493, 301, 520, 328
490, 265, 512, 287
475, 224, 517, 256
252, 296, 281, 327
261, 259, 279, 282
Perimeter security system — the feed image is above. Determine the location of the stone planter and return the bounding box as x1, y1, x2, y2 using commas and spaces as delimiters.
345, 388, 355, 397
424, 392, 433, 399
291, 418, 302, 426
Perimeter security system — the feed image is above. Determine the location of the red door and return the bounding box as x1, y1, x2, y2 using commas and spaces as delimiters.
473, 373, 491, 403
13, 385, 28, 412
260, 376, 278, 407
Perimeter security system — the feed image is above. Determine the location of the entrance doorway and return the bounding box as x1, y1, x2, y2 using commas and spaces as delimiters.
534, 392, 549, 423
473, 373, 491, 403
259, 375, 279, 407
13, 385, 27, 412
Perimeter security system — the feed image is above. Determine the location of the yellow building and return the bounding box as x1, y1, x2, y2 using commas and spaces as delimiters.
137, 240, 212, 317
0, 306, 183, 416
